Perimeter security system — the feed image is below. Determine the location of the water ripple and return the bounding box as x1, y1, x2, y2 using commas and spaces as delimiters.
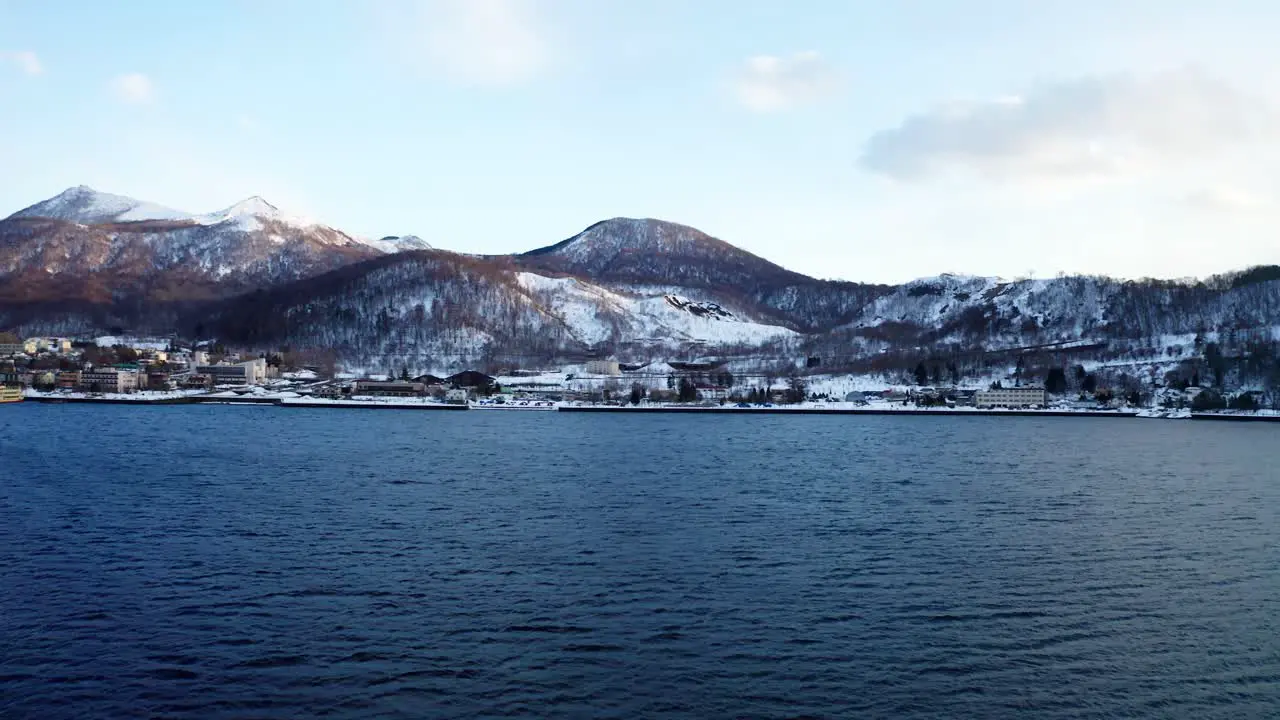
1, 408, 1278, 718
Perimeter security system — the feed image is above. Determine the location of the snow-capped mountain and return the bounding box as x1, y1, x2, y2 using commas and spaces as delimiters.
6, 186, 417, 253
0, 187, 413, 328
10, 185, 192, 225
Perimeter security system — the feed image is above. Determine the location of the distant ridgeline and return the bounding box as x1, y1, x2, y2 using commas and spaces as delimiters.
2, 187, 1279, 395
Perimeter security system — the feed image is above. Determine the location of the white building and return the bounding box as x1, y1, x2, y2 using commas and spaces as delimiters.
79, 369, 139, 393
975, 387, 1049, 408
196, 358, 267, 386
27, 337, 73, 353
584, 360, 621, 376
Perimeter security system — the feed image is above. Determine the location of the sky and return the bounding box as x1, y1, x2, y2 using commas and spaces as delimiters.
2, 0, 1280, 283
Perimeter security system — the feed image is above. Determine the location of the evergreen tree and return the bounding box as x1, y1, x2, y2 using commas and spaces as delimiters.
1205, 343, 1227, 387
785, 376, 807, 404
1083, 374, 1098, 393
914, 362, 928, 386
1045, 367, 1068, 395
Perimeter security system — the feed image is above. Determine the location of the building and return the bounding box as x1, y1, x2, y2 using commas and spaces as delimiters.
144, 371, 172, 390
196, 358, 267, 386
444, 388, 470, 404
0, 371, 29, 386
584, 360, 621, 376
57, 371, 80, 389
447, 370, 494, 389
181, 374, 212, 390
975, 387, 1049, 408
79, 369, 139, 393
23, 337, 71, 354
0, 343, 24, 357
354, 380, 425, 397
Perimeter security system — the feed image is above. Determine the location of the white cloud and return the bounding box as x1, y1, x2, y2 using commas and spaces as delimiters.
1, 50, 42, 75
1182, 185, 1269, 212
410, 0, 549, 86
860, 67, 1275, 181
734, 51, 838, 113
109, 72, 155, 104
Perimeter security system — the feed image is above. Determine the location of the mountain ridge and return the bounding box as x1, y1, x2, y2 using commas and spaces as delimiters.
3, 186, 1280, 386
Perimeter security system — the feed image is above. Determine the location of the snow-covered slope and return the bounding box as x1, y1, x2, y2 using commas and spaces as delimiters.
516, 272, 795, 347
210, 251, 801, 369
845, 272, 1280, 347
519, 217, 889, 331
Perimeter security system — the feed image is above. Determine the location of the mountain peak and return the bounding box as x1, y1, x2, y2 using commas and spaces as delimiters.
195, 195, 312, 232
518, 216, 807, 295
524, 217, 722, 260
9, 186, 190, 224
369, 234, 433, 252
219, 196, 279, 217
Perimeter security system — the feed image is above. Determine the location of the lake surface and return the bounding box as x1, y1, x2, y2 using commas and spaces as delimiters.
2, 405, 1278, 719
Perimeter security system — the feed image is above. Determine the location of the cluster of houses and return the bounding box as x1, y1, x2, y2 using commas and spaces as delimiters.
0, 334, 1108, 410
0, 336, 280, 394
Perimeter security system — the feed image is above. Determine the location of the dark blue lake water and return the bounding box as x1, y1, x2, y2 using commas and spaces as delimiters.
2, 405, 1278, 719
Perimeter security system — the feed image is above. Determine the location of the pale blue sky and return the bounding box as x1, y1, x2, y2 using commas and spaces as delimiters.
2, 0, 1279, 282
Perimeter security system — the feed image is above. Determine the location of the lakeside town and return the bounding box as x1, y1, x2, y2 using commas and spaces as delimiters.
2, 332, 1276, 421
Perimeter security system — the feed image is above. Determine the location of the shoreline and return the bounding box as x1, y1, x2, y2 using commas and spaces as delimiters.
278, 397, 467, 411
11, 393, 1280, 421
557, 405, 1140, 418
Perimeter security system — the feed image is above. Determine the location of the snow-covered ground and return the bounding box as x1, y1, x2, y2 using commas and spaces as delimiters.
559, 400, 1140, 414
280, 396, 458, 409
24, 388, 207, 401
281, 369, 319, 381
94, 335, 170, 350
